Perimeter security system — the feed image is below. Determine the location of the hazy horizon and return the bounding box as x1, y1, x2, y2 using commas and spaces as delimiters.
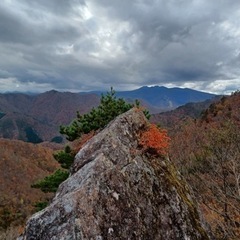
0, 85, 224, 95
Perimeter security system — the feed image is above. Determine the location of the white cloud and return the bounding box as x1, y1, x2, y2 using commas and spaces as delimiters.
207, 79, 240, 95
0, 77, 54, 93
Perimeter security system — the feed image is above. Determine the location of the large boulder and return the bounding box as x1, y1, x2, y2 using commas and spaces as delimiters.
19, 108, 212, 239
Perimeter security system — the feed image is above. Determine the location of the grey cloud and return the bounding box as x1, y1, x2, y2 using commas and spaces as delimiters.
0, 0, 88, 46
23, 0, 86, 16
0, 69, 12, 78
0, 5, 32, 44
0, 0, 240, 93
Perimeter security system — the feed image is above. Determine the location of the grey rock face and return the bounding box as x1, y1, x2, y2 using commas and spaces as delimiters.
19, 108, 212, 239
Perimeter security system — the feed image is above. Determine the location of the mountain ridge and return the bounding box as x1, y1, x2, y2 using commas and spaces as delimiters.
0, 86, 217, 142
89, 85, 216, 110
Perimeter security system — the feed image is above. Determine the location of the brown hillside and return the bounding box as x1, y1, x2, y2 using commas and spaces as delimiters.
0, 139, 60, 230
30, 90, 100, 125
0, 91, 100, 142
0, 93, 34, 114
151, 96, 221, 131
169, 91, 240, 239
0, 112, 56, 141
201, 91, 240, 125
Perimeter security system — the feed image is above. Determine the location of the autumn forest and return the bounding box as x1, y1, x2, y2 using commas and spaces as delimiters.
0, 90, 240, 239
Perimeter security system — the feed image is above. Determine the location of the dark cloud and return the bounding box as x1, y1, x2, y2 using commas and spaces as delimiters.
0, 5, 31, 44
0, 0, 239, 93
23, 0, 86, 15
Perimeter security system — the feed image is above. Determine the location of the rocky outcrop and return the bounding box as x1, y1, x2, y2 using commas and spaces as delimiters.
19, 108, 212, 239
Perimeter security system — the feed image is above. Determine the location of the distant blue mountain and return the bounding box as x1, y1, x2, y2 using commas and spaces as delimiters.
90, 86, 216, 111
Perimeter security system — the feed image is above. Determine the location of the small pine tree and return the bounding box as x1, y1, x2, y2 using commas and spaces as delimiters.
34, 201, 48, 212
31, 169, 69, 193
59, 88, 149, 141
53, 145, 75, 169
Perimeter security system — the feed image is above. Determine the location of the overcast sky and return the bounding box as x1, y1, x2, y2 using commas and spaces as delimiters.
0, 0, 240, 94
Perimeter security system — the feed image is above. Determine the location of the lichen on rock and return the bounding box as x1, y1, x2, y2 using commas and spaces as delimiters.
18, 108, 213, 240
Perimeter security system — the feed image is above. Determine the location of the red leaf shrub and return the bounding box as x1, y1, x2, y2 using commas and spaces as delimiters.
140, 124, 170, 156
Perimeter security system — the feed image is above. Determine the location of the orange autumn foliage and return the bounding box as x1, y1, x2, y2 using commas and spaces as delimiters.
140, 124, 170, 155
